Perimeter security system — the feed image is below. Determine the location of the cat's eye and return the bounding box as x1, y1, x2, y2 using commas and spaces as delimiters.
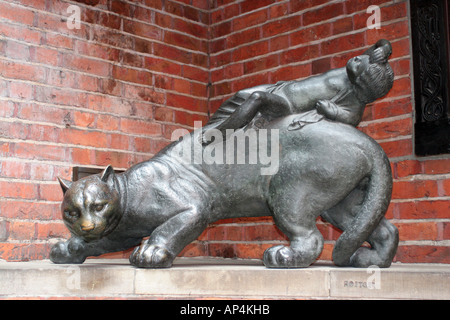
64, 210, 79, 220
95, 204, 104, 212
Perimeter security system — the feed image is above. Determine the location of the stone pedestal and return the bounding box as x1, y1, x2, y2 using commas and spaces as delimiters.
0, 258, 448, 299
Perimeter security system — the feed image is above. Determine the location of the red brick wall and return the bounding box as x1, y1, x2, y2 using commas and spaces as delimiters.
0, 0, 210, 260
1, 0, 449, 264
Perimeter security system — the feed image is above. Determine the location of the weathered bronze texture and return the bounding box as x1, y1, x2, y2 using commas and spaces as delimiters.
51, 40, 398, 268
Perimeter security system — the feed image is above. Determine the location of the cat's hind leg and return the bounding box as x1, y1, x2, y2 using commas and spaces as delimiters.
264, 189, 325, 268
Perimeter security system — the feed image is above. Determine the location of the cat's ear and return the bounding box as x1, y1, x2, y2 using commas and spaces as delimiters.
100, 165, 115, 184
58, 177, 72, 194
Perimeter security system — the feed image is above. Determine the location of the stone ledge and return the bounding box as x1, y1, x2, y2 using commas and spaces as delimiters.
0, 258, 449, 299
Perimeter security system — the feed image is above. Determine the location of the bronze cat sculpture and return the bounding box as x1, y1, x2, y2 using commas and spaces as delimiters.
50, 40, 399, 268
51, 116, 398, 268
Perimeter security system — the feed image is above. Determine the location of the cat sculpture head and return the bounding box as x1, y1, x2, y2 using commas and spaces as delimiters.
58, 165, 122, 242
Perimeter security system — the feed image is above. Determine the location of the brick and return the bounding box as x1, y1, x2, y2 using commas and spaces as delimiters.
231, 40, 269, 61
145, 56, 182, 75
59, 128, 108, 148
110, 133, 131, 151
303, 3, 345, 26
131, 136, 151, 153
392, 180, 439, 200
131, 102, 154, 119
232, 73, 269, 92
71, 148, 92, 165
44, 33, 73, 50
422, 159, 450, 175
122, 85, 165, 105
321, 32, 365, 56
100, 78, 122, 96
395, 160, 422, 178
360, 118, 412, 140
0, 23, 41, 45
442, 179, 450, 197
9, 82, 33, 100
112, 66, 152, 86
281, 45, 319, 65
8, 221, 35, 240
244, 54, 279, 75
35, 222, 69, 240
269, 34, 290, 52
62, 53, 111, 77
0, 120, 29, 140
0, 200, 58, 220
123, 20, 163, 41
174, 110, 208, 127
240, 0, 275, 13
0, 2, 35, 25
0, 243, 48, 261
29, 162, 56, 181
90, 114, 113, 131
34, 86, 87, 108
166, 93, 208, 113
226, 27, 261, 49
269, 2, 289, 19
154, 107, 174, 122
0, 181, 39, 200
262, 15, 301, 38
73, 111, 96, 128
179, 242, 208, 257
30, 47, 59, 66
120, 118, 162, 136
39, 183, 64, 202
14, 143, 68, 162
384, 77, 412, 99
371, 97, 413, 120
395, 245, 450, 263
0, 60, 46, 83
397, 200, 449, 220
366, 20, 410, 44
97, 11, 122, 30
234, 243, 273, 259
379, 139, 412, 158
395, 222, 439, 241
0, 101, 16, 118
93, 150, 133, 168
333, 17, 353, 35
442, 222, 450, 240
182, 65, 209, 83
6, 40, 30, 62
211, 21, 232, 38
344, 0, 387, 13
0, 220, 9, 241
269, 64, 311, 83
233, 9, 267, 31
0, 161, 29, 179
164, 30, 206, 52
75, 40, 120, 62
242, 224, 286, 241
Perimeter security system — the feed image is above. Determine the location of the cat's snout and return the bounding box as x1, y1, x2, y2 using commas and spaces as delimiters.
81, 221, 95, 232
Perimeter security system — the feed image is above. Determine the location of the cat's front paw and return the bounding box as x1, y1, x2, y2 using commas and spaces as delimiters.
50, 238, 87, 264
129, 242, 174, 268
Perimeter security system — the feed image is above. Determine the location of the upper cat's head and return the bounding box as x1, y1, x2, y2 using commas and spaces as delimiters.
58, 165, 122, 242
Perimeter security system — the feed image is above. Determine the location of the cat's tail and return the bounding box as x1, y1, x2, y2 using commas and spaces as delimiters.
332, 141, 393, 266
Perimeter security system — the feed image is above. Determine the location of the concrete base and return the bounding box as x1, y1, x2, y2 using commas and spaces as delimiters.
0, 258, 449, 299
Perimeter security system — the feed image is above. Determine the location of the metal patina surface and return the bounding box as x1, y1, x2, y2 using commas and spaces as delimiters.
51, 40, 398, 269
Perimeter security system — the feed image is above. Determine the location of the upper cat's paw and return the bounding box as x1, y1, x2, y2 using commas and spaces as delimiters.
129, 242, 174, 268
50, 239, 86, 264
